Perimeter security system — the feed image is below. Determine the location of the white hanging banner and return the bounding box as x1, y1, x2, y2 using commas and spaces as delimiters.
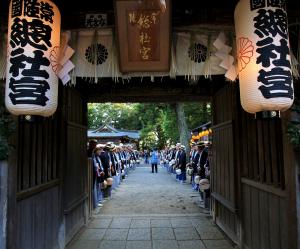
2, 27, 236, 82
73, 29, 117, 80
174, 32, 225, 79
73, 30, 226, 80
5, 0, 61, 117
234, 0, 294, 114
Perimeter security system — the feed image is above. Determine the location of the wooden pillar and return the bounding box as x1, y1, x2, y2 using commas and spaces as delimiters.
0, 160, 8, 249
281, 110, 298, 249
6, 117, 18, 249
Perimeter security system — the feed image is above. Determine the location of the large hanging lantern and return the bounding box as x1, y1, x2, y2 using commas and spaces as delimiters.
6, 0, 61, 117
234, 0, 294, 114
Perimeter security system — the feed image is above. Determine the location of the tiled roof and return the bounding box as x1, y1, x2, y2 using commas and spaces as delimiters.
88, 124, 140, 139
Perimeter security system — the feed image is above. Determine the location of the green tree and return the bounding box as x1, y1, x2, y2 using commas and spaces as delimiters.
87, 102, 212, 149
161, 105, 179, 145
135, 103, 166, 150
184, 102, 211, 129
88, 103, 141, 130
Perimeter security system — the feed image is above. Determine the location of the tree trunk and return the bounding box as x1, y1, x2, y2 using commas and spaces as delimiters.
175, 102, 190, 162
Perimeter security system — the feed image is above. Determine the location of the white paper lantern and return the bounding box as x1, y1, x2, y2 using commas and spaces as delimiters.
106, 177, 114, 186
199, 178, 210, 191
175, 168, 181, 175
5, 0, 61, 117
234, 0, 294, 114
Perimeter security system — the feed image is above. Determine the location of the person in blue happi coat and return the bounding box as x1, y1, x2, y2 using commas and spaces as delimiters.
150, 148, 159, 173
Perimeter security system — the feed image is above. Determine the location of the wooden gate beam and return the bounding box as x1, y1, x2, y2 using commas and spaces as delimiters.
75, 76, 226, 103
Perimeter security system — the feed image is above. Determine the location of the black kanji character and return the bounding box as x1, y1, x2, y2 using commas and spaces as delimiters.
9, 77, 50, 93
273, 38, 290, 68
254, 8, 288, 39
250, 0, 265, 11
9, 77, 50, 106
9, 49, 50, 78
256, 37, 277, 67
24, 0, 40, 18
11, 0, 22, 18
96, 15, 106, 26
258, 67, 293, 99
10, 18, 52, 50
267, 0, 285, 8
40, 2, 54, 23
256, 37, 290, 68
86, 16, 96, 28
22, 50, 50, 78
9, 48, 26, 77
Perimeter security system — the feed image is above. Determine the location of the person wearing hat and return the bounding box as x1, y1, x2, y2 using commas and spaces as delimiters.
190, 142, 203, 190
196, 141, 210, 202
114, 146, 122, 185
92, 147, 105, 207
190, 142, 197, 162
174, 143, 182, 180
100, 143, 112, 198
168, 145, 176, 174
107, 143, 116, 175
87, 139, 98, 157
108, 144, 118, 190
178, 145, 187, 183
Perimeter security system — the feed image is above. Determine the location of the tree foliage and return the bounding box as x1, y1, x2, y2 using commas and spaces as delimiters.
88, 103, 141, 130
88, 102, 211, 150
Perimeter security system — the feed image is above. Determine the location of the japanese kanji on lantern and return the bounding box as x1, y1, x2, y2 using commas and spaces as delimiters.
5, 0, 61, 117
234, 0, 294, 114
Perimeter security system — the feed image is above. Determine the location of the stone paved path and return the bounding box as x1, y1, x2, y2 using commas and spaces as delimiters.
67, 165, 236, 249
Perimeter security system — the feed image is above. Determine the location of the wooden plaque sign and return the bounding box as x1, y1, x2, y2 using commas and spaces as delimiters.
115, 0, 170, 73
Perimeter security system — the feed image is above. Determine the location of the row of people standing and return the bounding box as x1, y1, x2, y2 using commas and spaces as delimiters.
88, 141, 139, 208
161, 141, 210, 204
162, 143, 188, 183
189, 141, 209, 184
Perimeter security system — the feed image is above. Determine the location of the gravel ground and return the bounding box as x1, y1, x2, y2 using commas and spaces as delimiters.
97, 164, 203, 216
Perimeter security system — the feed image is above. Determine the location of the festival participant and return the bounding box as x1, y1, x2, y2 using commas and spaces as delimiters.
108, 144, 118, 190
191, 141, 203, 190
144, 149, 150, 164
92, 145, 105, 207
115, 146, 122, 185
178, 145, 187, 183
100, 143, 112, 198
197, 142, 208, 179
175, 143, 181, 180
167, 145, 176, 173
87, 139, 97, 157
150, 148, 159, 173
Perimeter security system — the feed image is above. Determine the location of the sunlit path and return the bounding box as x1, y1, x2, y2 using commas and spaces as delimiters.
96, 164, 202, 216
67, 164, 235, 249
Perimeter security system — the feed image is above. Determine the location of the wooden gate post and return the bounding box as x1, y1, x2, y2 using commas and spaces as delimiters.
6, 117, 18, 249
0, 160, 8, 249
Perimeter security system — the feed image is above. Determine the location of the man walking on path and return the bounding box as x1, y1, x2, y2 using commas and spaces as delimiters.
150, 148, 159, 173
